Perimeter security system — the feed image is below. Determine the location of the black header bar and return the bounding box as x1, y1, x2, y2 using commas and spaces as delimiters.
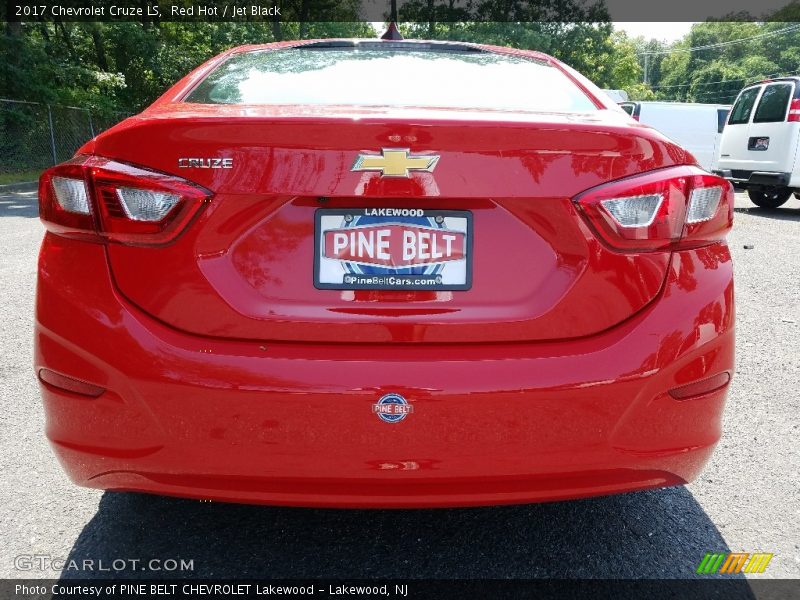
4, 0, 800, 23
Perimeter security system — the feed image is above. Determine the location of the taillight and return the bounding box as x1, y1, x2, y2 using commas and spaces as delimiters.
39, 155, 211, 245
788, 98, 800, 122
574, 166, 733, 252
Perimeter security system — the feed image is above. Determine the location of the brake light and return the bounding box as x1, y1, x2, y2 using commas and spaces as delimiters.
39, 156, 211, 245
788, 98, 800, 122
574, 166, 733, 252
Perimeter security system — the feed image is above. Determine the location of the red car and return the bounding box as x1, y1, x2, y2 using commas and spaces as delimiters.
35, 38, 734, 508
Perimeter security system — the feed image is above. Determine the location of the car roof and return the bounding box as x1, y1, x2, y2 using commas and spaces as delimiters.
222, 38, 557, 65
622, 101, 731, 109
743, 76, 800, 88
633, 101, 729, 106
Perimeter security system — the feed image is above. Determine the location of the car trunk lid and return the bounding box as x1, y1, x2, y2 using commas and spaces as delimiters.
90, 107, 685, 343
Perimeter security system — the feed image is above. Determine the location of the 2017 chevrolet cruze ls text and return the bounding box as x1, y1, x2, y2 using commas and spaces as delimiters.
35, 39, 734, 507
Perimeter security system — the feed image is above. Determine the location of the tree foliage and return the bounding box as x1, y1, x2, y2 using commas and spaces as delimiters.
398, 0, 626, 87
1, 10, 370, 118
3, 0, 800, 116
630, 19, 800, 104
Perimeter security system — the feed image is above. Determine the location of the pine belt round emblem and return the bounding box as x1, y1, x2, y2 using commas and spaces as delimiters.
372, 393, 413, 423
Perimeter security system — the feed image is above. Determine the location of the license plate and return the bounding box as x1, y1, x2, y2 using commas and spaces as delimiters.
749, 137, 770, 151
314, 208, 472, 290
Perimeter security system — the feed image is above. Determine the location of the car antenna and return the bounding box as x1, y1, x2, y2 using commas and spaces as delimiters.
381, 22, 404, 40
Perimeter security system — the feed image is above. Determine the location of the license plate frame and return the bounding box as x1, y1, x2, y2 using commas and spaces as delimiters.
314, 208, 473, 291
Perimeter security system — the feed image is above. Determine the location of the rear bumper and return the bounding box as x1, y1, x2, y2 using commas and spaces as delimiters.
713, 169, 792, 188
35, 234, 735, 508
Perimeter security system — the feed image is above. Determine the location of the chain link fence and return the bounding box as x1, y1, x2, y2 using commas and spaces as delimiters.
0, 99, 130, 179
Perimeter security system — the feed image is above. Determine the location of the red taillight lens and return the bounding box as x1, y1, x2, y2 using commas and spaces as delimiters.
39, 155, 211, 245
38, 368, 105, 397
788, 98, 800, 122
669, 372, 731, 400
574, 166, 733, 252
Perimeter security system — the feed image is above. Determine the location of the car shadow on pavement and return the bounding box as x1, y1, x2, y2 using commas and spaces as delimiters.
59, 486, 751, 591
733, 206, 800, 222
0, 190, 39, 218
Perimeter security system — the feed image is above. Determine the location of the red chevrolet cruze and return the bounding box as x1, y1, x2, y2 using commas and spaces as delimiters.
35, 39, 734, 508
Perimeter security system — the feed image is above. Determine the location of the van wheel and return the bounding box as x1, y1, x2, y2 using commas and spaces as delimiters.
748, 188, 792, 208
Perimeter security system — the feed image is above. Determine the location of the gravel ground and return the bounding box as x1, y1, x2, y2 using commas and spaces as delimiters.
0, 186, 798, 581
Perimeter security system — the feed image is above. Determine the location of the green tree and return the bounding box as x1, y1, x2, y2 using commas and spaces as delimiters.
650, 20, 800, 105
1, 5, 370, 118
398, 0, 620, 84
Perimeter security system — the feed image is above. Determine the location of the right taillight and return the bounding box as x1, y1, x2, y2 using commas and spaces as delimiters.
39, 155, 211, 245
574, 166, 734, 252
788, 98, 800, 122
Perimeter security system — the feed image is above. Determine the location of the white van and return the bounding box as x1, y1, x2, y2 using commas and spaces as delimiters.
619, 101, 731, 172
602, 89, 629, 103
715, 77, 800, 208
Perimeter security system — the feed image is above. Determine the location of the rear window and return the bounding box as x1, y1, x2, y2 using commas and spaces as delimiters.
184, 45, 598, 113
728, 87, 761, 125
717, 108, 729, 133
753, 83, 794, 123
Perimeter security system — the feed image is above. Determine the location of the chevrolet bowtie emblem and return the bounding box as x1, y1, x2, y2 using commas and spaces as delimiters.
351, 149, 440, 178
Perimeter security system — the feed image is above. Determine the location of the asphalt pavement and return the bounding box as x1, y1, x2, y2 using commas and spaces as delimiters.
1, 185, 798, 581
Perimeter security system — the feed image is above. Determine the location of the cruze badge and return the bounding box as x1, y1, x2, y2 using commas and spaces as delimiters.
372, 393, 413, 423
178, 157, 233, 169
352, 149, 439, 178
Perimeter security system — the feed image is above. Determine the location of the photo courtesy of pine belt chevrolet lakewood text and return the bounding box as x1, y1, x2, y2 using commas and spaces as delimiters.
34, 36, 735, 508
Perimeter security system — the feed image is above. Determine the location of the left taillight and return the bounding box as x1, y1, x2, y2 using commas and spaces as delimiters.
39, 155, 211, 245
574, 165, 734, 252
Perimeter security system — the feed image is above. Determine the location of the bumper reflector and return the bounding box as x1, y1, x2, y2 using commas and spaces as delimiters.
669, 372, 731, 400
38, 369, 105, 397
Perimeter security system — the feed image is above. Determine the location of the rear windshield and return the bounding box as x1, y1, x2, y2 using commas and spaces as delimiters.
729, 86, 761, 125
184, 46, 598, 113
717, 108, 729, 133
753, 83, 794, 123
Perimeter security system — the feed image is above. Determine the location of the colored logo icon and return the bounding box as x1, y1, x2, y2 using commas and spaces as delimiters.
696, 552, 773, 574
372, 393, 413, 423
